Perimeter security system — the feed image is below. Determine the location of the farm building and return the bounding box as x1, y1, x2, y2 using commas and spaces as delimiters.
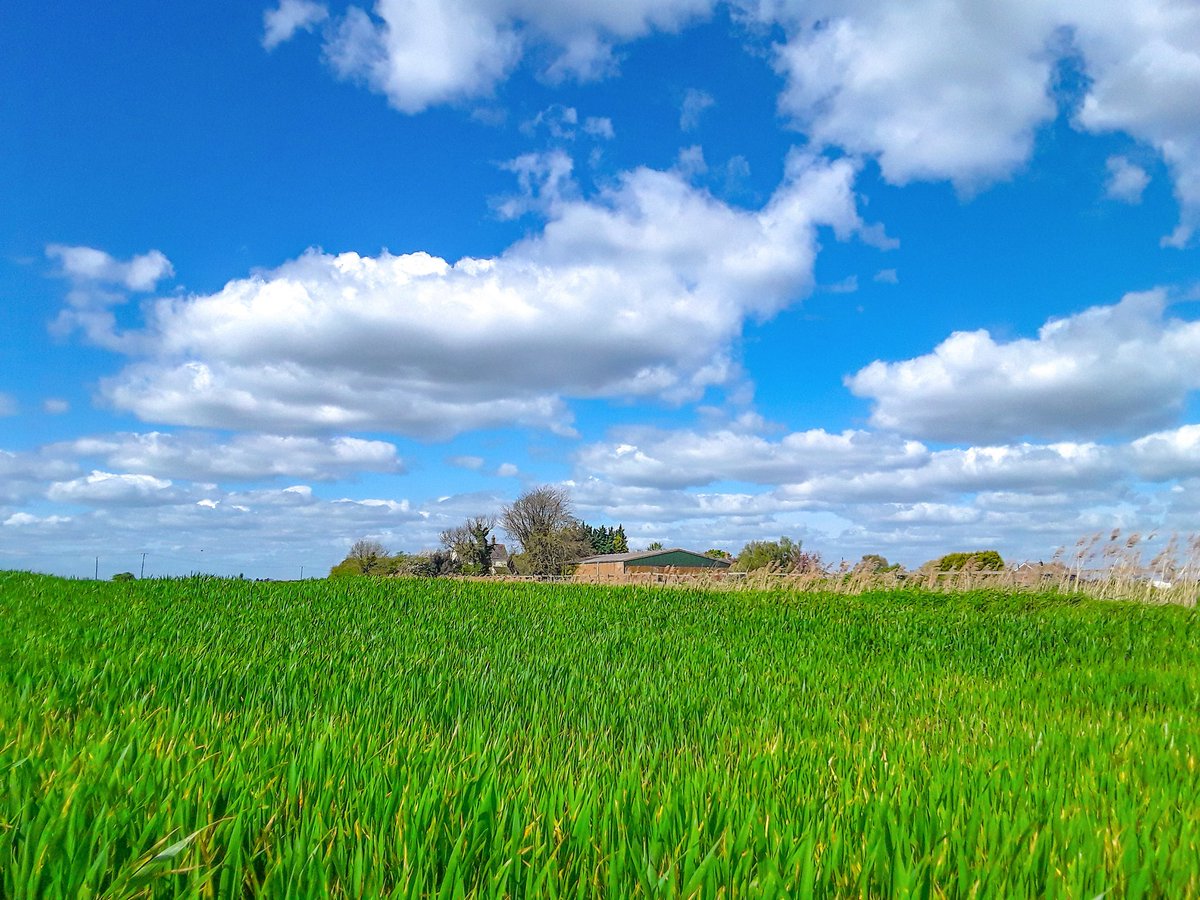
574, 548, 732, 582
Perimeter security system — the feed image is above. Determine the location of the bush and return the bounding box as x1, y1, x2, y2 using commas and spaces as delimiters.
936, 550, 1005, 572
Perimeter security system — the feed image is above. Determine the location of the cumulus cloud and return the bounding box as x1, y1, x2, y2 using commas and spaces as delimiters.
0, 449, 79, 504
1070, 0, 1200, 246
46, 244, 175, 350
46, 471, 192, 507
80, 152, 885, 438
318, 0, 710, 112
43, 398, 70, 415
578, 426, 927, 488
263, 0, 329, 49
62, 432, 403, 482
1104, 155, 1150, 204
277, 1, 1200, 239
847, 290, 1200, 443
47, 244, 173, 292
753, 0, 1200, 238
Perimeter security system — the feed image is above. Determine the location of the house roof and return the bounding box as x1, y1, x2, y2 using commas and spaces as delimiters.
576, 548, 732, 568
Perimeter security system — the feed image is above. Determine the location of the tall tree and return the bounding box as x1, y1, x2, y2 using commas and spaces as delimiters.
501, 486, 589, 576
440, 515, 495, 575
347, 538, 389, 575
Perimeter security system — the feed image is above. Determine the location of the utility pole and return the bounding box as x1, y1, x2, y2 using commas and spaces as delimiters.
299, 565, 305, 580
94, 556, 99, 580
140, 552, 147, 579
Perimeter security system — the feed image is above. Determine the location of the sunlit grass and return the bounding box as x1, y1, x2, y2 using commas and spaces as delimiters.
2, 571, 1198, 896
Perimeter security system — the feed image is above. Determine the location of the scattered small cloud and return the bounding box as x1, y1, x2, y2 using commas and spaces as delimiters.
448, 455, 485, 470
262, 0, 329, 51
582, 116, 614, 139
874, 268, 899, 284
496, 462, 520, 477
680, 88, 715, 131
0, 393, 16, 416
1105, 155, 1150, 204
43, 398, 69, 415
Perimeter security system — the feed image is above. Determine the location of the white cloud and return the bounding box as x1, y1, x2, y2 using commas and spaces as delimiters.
4, 513, 72, 528
46, 244, 175, 351
46, 471, 189, 507
43, 398, 70, 415
496, 462, 519, 477
263, 0, 329, 49
0, 393, 16, 416
310, 0, 713, 112
847, 290, 1200, 442
1130, 424, 1200, 481
0, 449, 79, 504
447, 454, 485, 470
1104, 155, 1151, 204
680, 88, 715, 131
579, 426, 927, 488
762, 0, 1059, 191
62, 431, 403, 482
873, 268, 898, 285
82, 151, 885, 438
493, 149, 577, 218
1070, 0, 1200, 246
46, 244, 173, 292
583, 116, 614, 139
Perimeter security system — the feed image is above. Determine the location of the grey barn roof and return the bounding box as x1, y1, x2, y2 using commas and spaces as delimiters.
576, 548, 731, 567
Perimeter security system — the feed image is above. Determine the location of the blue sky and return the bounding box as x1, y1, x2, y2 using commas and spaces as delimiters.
3, 0, 1200, 578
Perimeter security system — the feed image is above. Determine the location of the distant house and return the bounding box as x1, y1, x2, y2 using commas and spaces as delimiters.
574, 548, 732, 581
490, 543, 513, 575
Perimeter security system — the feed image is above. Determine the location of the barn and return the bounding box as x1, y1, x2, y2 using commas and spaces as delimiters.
573, 548, 732, 582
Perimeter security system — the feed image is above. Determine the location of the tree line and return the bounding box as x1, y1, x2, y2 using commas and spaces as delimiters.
330, 485, 1004, 579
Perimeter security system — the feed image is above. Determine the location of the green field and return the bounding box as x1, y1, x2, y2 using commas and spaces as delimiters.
2, 572, 1198, 898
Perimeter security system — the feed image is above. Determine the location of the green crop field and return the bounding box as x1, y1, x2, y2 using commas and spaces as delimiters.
2, 571, 1198, 898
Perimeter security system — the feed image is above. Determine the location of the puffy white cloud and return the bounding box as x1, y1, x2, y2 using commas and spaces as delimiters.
43, 398, 70, 415
847, 290, 1200, 442
62, 432, 403, 482
88, 151, 885, 438
3, 512, 73, 528
278, 1, 1200, 238
680, 88, 715, 131
46, 244, 173, 292
578, 426, 927, 488
46, 471, 192, 507
0, 449, 79, 504
1130, 424, 1200, 481
262, 0, 329, 49
1071, 0, 1200, 246
46, 244, 175, 351
753, 0, 1200, 237
319, 0, 711, 111
1105, 155, 1151, 204
759, 0, 1060, 190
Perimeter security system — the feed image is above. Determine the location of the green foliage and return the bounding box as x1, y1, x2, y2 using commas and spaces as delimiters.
704, 549, 731, 559
3, 570, 1200, 896
855, 554, 901, 574
501, 486, 589, 576
441, 516, 495, 575
580, 523, 629, 555
732, 536, 822, 573
646, 541, 664, 551
938, 550, 1006, 572
111, 572, 136, 582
